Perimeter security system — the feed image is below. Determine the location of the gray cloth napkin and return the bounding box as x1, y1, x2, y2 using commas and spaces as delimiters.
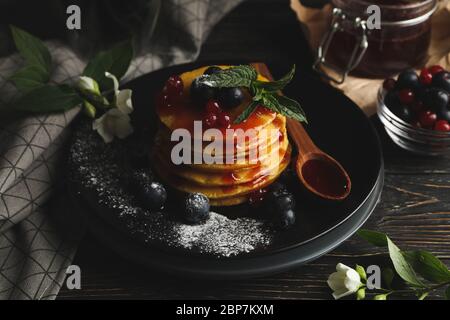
0, 0, 242, 300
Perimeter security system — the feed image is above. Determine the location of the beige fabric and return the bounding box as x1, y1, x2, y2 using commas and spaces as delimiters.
291, 0, 450, 115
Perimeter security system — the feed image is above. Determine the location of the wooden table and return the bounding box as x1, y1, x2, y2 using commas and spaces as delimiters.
59, 0, 450, 300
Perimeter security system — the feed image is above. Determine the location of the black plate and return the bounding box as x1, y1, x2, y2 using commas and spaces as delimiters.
67, 61, 383, 276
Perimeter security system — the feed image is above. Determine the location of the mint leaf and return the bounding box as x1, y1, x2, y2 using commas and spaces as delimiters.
10, 25, 52, 73
387, 237, 424, 288
200, 64, 307, 124
13, 85, 82, 113
403, 250, 450, 284
200, 65, 258, 88
274, 95, 307, 123
234, 100, 259, 124
357, 229, 388, 247
10, 65, 49, 93
83, 40, 133, 90
254, 65, 296, 92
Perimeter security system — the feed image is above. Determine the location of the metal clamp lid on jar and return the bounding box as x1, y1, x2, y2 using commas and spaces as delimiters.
313, 1, 438, 84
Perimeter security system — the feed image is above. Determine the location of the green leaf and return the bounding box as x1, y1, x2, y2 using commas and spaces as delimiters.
13, 85, 82, 113
254, 65, 296, 92
445, 286, 450, 300
357, 229, 388, 247
403, 250, 450, 284
382, 267, 395, 289
234, 100, 259, 124
83, 40, 134, 90
387, 237, 424, 288
200, 65, 258, 88
273, 95, 307, 123
356, 265, 367, 282
373, 294, 388, 300
9, 65, 49, 92
10, 25, 52, 73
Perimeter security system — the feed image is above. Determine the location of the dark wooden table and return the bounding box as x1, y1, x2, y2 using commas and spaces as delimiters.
58, 0, 450, 300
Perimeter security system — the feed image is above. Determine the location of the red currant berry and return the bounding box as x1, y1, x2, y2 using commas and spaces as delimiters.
428, 65, 444, 76
248, 188, 268, 207
434, 120, 450, 132
203, 113, 218, 128
156, 92, 171, 108
419, 68, 433, 86
398, 89, 415, 104
206, 100, 222, 115
218, 112, 231, 128
383, 78, 396, 91
418, 110, 437, 128
166, 75, 184, 97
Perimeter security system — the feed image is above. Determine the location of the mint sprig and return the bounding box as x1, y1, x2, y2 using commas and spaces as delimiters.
199, 65, 307, 124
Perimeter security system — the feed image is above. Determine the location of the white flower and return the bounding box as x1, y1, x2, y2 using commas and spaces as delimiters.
92, 72, 134, 143
327, 263, 362, 300
105, 72, 133, 114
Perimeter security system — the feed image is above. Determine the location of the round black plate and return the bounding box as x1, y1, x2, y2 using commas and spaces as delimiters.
67, 61, 383, 277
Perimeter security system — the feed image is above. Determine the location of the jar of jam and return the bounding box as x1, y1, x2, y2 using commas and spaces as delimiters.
314, 0, 437, 82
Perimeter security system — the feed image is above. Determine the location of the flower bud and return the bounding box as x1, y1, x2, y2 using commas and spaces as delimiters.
78, 76, 100, 95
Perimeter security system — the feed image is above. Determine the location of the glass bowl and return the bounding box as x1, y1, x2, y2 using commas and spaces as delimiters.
377, 87, 450, 156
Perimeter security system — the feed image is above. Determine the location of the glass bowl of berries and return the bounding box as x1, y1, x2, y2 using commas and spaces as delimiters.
377, 66, 450, 156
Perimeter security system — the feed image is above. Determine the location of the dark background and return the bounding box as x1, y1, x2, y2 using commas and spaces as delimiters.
56, 0, 449, 299
1, 0, 447, 299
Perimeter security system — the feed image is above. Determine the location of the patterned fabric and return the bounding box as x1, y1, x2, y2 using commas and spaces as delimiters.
0, 0, 243, 300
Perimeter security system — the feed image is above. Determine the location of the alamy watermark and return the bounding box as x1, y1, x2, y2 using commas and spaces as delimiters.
170, 122, 282, 166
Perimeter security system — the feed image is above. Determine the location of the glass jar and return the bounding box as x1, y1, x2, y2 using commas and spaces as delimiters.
314, 0, 437, 82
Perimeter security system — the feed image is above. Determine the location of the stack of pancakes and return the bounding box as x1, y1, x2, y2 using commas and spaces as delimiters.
152, 66, 291, 206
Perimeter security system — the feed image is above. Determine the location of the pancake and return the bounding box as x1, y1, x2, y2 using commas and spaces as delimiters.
156, 114, 286, 158
154, 130, 289, 186
152, 65, 292, 206
153, 146, 291, 201
155, 124, 288, 173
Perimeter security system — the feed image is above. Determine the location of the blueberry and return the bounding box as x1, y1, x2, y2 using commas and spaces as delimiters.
423, 88, 449, 112
384, 90, 400, 110
432, 71, 450, 93
141, 182, 167, 211
274, 209, 296, 230
437, 108, 450, 122
396, 69, 420, 90
204, 66, 222, 75
190, 77, 216, 106
184, 193, 210, 224
392, 105, 413, 123
129, 170, 166, 211
273, 194, 296, 212
217, 87, 244, 109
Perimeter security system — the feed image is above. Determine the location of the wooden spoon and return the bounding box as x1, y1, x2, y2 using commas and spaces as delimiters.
252, 63, 351, 201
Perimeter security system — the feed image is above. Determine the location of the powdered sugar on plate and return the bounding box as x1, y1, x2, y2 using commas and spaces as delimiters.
68, 121, 274, 258
174, 212, 272, 257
